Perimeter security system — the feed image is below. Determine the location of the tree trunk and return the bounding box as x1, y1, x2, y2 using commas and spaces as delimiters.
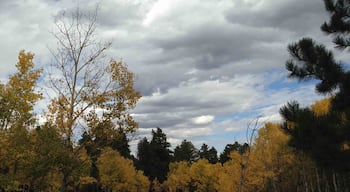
324, 171, 330, 192
332, 172, 338, 192
315, 168, 321, 192
60, 174, 68, 192
301, 162, 308, 192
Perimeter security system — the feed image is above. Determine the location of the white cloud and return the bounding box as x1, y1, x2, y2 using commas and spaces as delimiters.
142, 0, 177, 27
0, 1, 56, 77
192, 115, 215, 125
167, 127, 212, 138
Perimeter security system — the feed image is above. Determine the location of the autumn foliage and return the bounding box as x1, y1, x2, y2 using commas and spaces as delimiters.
3, 0, 350, 191
0, 53, 347, 191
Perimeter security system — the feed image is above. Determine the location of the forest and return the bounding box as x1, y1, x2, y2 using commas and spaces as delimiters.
1, 0, 350, 191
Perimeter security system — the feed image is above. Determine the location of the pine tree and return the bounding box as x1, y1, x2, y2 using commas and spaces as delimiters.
136, 128, 172, 183
199, 143, 218, 164
281, 0, 350, 172
174, 140, 199, 163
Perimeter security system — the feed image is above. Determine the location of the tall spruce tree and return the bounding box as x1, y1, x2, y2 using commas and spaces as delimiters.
136, 128, 172, 183
199, 143, 218, 164
173, 140, 199, 163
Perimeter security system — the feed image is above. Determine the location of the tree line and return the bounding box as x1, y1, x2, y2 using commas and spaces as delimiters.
2, 0, 350, 191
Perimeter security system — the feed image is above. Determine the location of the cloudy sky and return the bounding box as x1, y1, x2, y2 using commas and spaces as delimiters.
0, 0, 346, 153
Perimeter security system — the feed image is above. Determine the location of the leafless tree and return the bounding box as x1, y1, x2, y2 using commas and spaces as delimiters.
46, 6, 141, 191
238, 117, 260, 192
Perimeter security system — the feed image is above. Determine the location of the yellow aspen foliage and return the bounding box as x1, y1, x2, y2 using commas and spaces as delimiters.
164, 161, 191, 192
311, 98, 331, 116
248, 123, 295, 191
0, 50, 42, 130
218, 123, 295, 192
165, 160, 222, 192
224, 150, 265, 192
78, 176, 97, 186
151, 178, 163, 192
218, 152, 241, 192
74, 147, 93, 184
0, 125, 33, 190
254, 123, 293, 169
97, 147, 149, 192
188, 159, 221, 192
0, 132, 17, 189
136, 171, 151, 192
0, 51, 42, 190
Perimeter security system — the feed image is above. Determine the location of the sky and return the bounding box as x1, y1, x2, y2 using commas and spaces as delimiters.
0, 0, 348, 154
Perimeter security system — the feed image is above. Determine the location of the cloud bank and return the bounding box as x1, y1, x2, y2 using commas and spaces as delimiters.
0, 0, 345, 152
